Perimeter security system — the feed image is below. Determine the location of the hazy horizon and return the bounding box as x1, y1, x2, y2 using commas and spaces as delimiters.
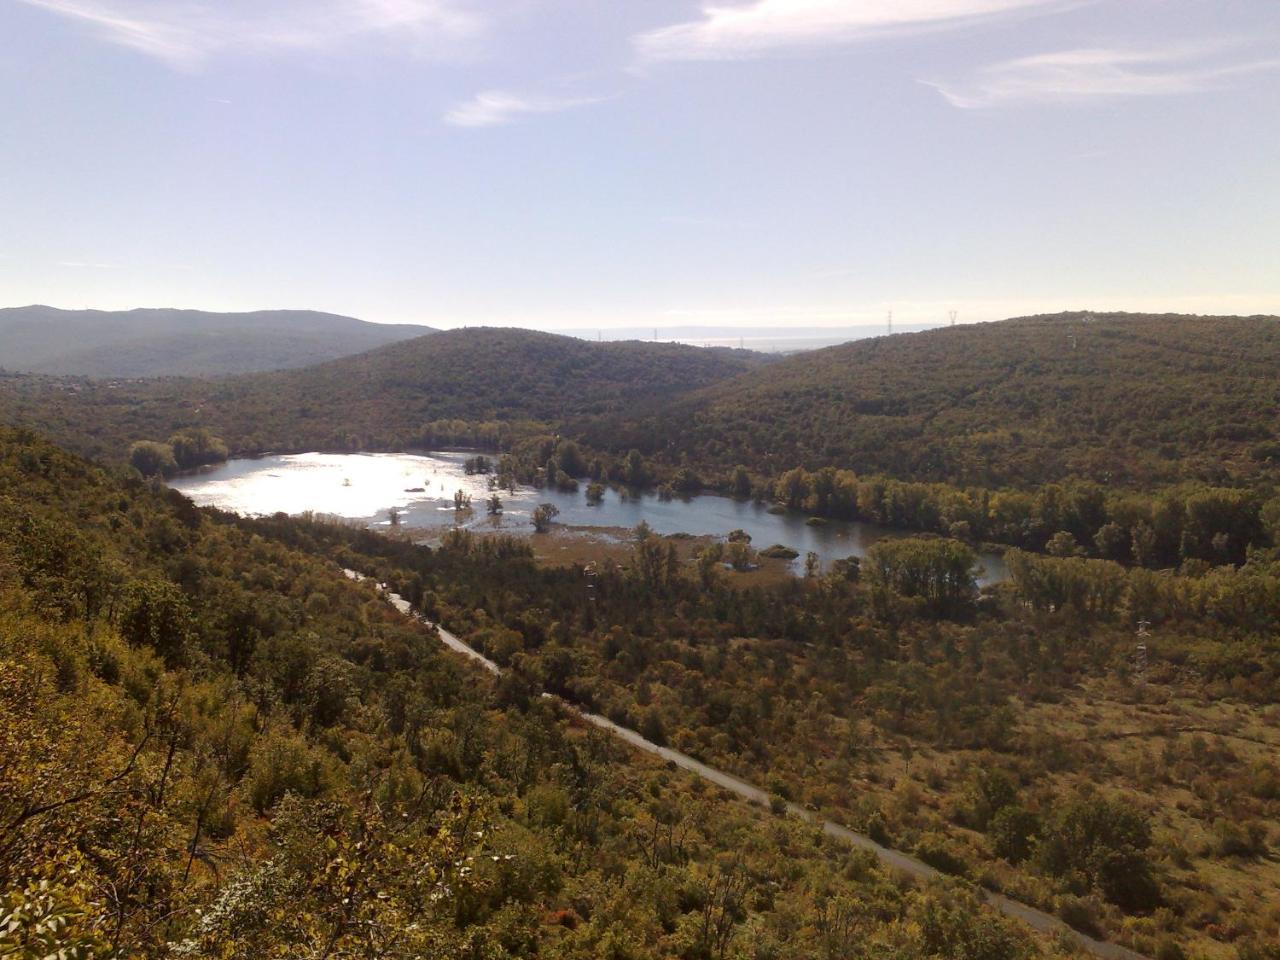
2, 0, 1277, 329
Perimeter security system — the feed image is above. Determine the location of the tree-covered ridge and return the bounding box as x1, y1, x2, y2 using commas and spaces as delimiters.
0, 305, 438, 378
0, 327, 765, 462
3, 427, 1063, 959
583, 313, 1280, 489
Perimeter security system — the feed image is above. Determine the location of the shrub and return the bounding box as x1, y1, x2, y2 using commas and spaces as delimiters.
915, 834, 969, 876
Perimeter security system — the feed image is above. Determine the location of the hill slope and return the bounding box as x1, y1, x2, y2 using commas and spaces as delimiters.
583, 312, 1280, 489
0, 305, 435, 376
0, 327, 765, 459
3, 426, 1071, 957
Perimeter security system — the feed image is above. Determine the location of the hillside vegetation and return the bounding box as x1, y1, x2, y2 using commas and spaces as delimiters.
0, 426, 1070, 959
585, 313, 1280, 490
0, 327, 764, 461
0, 305, 434, 377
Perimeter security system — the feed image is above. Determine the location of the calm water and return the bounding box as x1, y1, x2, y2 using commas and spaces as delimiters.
170, 451, 1007, 584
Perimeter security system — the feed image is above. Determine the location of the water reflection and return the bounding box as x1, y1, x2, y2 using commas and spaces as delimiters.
170, 451, 1007, 584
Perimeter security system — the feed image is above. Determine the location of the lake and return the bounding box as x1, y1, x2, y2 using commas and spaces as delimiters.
169, 451, 1008, 584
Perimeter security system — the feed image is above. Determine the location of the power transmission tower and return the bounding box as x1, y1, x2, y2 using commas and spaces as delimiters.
949, 310, 958, 327
1135, 620, 1150, 684
886, 309, 893, 335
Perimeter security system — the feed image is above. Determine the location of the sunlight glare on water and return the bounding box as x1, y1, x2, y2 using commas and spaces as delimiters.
168, 452, 491, 521
169, 450, 1008, 583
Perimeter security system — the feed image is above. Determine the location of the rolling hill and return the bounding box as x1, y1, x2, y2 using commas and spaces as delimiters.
0, 326, 765, 460
0, 305, 435, 377
579, 312, 1280, 489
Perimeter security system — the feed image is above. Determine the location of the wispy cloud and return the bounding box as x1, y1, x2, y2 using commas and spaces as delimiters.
443, 90, 606, 128
18, 0, 483, 68
634, 0, 1078, 62
928, 41, 1280, 108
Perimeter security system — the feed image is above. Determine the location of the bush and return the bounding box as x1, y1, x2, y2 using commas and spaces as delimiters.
246, 723, 330, 812
1057, 895, 1102, 937
759, 544, 799, 560
914, 834, 969, 876
1213, 818, 1269, 858
526, 783, 570, 828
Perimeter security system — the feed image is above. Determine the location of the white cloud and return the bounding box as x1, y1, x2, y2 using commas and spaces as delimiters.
18, 0, 483, 68
928, 41, 1280, 108
634, 0, 1077, 62
443, 90, 606, 128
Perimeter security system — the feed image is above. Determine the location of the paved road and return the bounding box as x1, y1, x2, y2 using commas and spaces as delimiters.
350, 571, 1149, 960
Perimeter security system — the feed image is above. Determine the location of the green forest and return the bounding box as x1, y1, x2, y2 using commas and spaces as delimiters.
584, 313, 1280, 490
1, 427, 1073, 960
3, 314, 1278, 573
0, 327, 763, 463
3, 313, 1280, 959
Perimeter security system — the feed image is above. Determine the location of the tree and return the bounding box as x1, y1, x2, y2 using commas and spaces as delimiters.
532, 503, 560, 533
555, 440, 587, 478
453, 489, 472, 512
119, 577, 191, 665
487, 494, 503, 515
1094, 522, 1129, 562
776, 468, 810, 511
726, 541, 753, 572
865, 537, 977, 617
1046, 531, 1084, 558
167, 428, 228, 470
625, 449, 648, 487
673, 466, 702, 495
990, 806, 1039, 864
804, 551, 820, 578
129, 440, 177, 478
1036, 791, 1158, 910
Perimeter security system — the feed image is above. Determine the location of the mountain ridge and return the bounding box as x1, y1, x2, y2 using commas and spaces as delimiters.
0, 325, 767, 460
0, 304, 436, 377
575, 311, 1280, 489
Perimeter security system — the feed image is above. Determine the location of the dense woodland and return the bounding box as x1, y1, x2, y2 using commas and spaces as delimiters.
3, 313, 1280, 958
2, 314, 1277, 570
582, 313, 1280, 490
345, 520, 1280, 960
0, 327, 763, 463
3, 427, 1079, 959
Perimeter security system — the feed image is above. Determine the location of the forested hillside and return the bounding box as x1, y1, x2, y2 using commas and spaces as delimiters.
0, 305, 434, 377
6, 413, 1280, 957
583, 313, 1280, 490
349, 508, 1280, 959
5, 427, 1077, 959
0, 327, 763, 461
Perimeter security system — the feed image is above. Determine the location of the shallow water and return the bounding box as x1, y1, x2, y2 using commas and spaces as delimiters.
171, 451, 1007, 583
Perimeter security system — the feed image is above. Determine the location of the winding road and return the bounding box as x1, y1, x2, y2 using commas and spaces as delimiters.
348, 570, 1149, 960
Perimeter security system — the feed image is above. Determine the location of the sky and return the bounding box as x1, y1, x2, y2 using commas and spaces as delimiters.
1, 0, 1278, 330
